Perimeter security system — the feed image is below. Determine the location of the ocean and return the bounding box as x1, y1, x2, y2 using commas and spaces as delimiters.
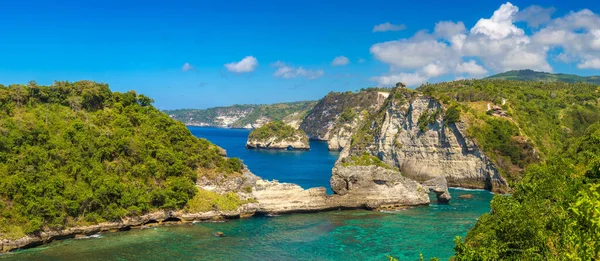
0, 127, 493, 261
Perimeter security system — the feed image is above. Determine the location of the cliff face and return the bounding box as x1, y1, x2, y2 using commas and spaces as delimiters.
371, 94, 509, 192
300, 91, 389, 151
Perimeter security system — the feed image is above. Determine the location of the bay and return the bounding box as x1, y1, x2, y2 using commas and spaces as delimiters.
1, 127, 493, 261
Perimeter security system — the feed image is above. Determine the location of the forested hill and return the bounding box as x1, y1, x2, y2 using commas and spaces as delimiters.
486, 69, 600, 85
414, 79, 600, 259
164, 101, 316, 128
0, 81, 243, 239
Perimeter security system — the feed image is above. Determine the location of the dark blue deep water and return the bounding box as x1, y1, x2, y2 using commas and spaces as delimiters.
1, 127, 494, 261
189, 127, 339, 193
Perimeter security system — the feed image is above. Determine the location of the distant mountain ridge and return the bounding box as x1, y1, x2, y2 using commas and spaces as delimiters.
164, 101, 316, 129
486, 69, 600, 85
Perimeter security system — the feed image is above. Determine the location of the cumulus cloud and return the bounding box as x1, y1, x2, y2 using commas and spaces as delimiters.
371, 72, 428, 87
516, 5, 556, 28
456, 60, 488, 76
273, 61, 324, 79
369, 1, 576, 86
372, 22, 406, 32
224, 56, 258, 73
422, 63, 448, 78
331, 56, 350, 66
532, 9, 600, 69
434, 21, 466, 39
181, 62, 194, 72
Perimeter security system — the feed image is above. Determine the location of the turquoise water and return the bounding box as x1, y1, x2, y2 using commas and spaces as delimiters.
0, 127, 494, 261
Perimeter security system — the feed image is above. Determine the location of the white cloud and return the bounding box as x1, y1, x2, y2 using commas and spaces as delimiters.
578, 58, 600, 69
532, 9, 600, 70
273, 61, 324, 79
358, 58, 366, 63
331, 56, 350, 66
422, 63, 447, 78
434, 21, 466, 39
224, 56, 258, 73
181, 62, 193, 72
516, 5, 556, 28
370, 1, 558, 82
371, 72, 428, 87
470, 2, 524, 40
456, 60, 488, 76
372, 22, 406, 32
370, 38, 459, 69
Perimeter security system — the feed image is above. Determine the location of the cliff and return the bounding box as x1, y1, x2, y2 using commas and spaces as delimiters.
334, 88, 510, 193
165, 101, 316, 128
246, 121, 310, 150
299, 89, 389, 151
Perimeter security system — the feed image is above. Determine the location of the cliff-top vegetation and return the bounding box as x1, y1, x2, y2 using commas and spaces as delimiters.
0, 81, 243, 239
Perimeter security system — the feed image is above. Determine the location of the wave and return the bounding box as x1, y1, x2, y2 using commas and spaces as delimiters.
76, 234, 102, 239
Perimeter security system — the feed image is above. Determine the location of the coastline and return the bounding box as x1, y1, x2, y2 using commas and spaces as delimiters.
0, 198, 430, 253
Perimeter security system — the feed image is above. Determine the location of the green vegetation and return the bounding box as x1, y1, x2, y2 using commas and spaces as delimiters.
185, 189, 250, 212
444, 105, 461, 124
454, 123, 600, 260
487, 69, 600, 85
301, 89, 385, 139
413, 78, 600, 259
164, 101, 316, 128
248, 121, 307, 143
340, 153, 391, 169
417, 108, 441, 132
0, 81, 243, 239
419, 79, 600, 182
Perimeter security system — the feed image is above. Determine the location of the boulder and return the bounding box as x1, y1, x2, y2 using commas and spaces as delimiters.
422, 177, 452, 203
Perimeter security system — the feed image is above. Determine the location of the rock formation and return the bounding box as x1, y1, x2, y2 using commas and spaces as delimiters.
372, 93, 509, 193
246, 121, 310, 150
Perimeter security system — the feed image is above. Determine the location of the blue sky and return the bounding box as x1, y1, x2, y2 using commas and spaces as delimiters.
0, 0, 599, 109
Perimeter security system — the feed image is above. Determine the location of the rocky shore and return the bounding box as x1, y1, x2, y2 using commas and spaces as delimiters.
246, 138, 310, 150
2, 163, 452, 253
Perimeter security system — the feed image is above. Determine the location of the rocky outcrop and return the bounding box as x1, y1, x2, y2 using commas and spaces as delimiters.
300, 91, 389, 143
246, 121, 310, 150
373, 94, 509, 193
330, 165, 430, 205
422, 177, 452, 203
246, 135, 310, 150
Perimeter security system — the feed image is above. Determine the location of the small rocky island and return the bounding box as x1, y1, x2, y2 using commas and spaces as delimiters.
246, 121, 310, 150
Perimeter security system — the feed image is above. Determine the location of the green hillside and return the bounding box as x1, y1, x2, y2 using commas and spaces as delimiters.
414, 79, 600, 260
487, 69, 600, 85
0, 81, 243, 239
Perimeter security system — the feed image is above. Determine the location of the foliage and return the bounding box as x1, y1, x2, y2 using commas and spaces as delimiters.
184, 189, 246, 212
301, 89, 384, 139
340, 153, 391, 169
0, 81, 243, 239
164, 101, 316, 128
444, 104, 461, 124
419, 79, 600, 181
453, 123, 600, 260
248, 121, 307, 143
417, 108, 440, 132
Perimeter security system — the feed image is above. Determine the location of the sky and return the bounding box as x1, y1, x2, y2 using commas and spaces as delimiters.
0, 0, 599, 109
